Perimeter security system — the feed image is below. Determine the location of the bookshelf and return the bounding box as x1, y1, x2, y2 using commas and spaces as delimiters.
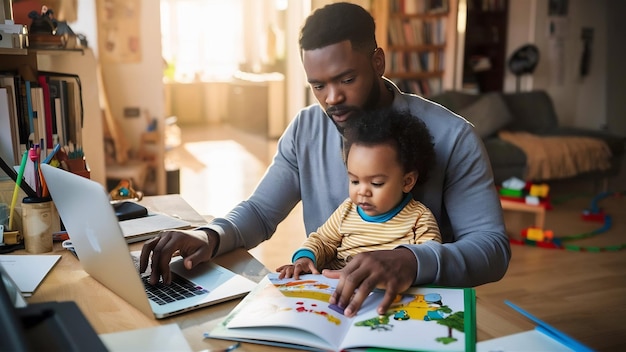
0, 48, 106, 202
370, 0, 456, 97
461, 0, 509, 92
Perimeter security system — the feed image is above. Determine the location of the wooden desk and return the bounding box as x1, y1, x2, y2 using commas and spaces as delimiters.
21, 195, 539, 350
22, 195, 283, 351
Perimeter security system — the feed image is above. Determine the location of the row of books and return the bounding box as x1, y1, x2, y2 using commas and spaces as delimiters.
393, 77, 444, 97
389, 0, 450, 15
0, 71, 83, 167
388, 17, 447, 47
387, 49, 444, 73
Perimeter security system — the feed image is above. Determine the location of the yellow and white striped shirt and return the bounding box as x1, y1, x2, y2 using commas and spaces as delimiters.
300, 198, 441, 270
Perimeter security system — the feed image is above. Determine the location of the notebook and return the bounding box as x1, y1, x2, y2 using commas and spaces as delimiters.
119, 212, 193, 244
40, 164, 257, 319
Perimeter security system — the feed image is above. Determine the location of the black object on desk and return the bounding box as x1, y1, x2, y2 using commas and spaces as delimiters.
0, 265, 107, 351
112, 201, 148, 221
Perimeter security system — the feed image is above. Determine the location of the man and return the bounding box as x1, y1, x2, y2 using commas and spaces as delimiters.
141, 2, 510, 318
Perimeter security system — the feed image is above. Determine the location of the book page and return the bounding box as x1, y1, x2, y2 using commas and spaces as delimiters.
224, 274, 352, 349
340, 286, 469, 351
215, 274, 473, 351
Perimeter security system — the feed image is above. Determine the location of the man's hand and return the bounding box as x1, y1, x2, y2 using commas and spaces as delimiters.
322, 248, 416, 317
276, 258, 319, 279
139, 229, 218, 285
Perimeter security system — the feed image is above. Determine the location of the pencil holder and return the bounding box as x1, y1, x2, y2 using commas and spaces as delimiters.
21, 197, 60, 253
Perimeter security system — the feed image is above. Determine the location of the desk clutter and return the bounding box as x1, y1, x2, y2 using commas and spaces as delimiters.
1, 192, 599, 351
0, 142, 89, 253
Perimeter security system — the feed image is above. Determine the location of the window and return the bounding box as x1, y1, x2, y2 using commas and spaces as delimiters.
160, 0, 244, 82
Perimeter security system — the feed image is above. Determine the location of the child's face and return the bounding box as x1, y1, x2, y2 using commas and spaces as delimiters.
347, 143, 417, 216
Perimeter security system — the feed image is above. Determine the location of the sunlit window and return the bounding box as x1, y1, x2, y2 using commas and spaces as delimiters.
161, 0, 244, 82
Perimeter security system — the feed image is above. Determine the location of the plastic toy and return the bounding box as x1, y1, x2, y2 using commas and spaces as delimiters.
510, 191, 625, 252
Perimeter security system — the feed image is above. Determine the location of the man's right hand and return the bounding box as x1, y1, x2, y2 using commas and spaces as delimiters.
139, 229, 218, 285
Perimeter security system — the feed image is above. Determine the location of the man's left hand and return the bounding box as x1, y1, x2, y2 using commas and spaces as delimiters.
322, 247, 416, 317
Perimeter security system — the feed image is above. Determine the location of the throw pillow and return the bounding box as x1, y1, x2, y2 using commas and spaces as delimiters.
457, 92, 514, 138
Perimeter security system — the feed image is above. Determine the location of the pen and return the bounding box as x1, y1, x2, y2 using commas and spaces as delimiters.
29, 145, 40, 197
43, 143, 61, 164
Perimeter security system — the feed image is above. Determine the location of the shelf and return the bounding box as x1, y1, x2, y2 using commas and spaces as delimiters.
370, 0, 454, 97
0, 47, 27, 55
0, 47, 84, 56
386, 71, 444, 79
387, 44, 446, 51
389, 12, 450, 19
462, 0, 509, 92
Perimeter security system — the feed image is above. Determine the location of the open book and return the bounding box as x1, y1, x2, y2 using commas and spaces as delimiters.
208, 273, 476, 352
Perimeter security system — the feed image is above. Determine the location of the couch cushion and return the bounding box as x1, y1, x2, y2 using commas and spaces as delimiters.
457, 92, 514, 138
502, 91, 559, 133
429, 91, 481, 112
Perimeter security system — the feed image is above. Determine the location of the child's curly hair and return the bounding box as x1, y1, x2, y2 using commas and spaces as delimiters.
343, 108, 435, 185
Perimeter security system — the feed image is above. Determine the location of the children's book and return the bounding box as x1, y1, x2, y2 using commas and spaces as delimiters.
208, 273, 476, 352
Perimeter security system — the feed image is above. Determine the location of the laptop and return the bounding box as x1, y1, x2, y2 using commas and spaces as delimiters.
40, 164, 257, 319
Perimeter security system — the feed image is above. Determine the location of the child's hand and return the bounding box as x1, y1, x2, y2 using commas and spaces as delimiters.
276, 258, 319, 279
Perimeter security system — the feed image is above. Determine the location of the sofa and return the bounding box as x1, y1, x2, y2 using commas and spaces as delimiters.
429, 90, 626, 186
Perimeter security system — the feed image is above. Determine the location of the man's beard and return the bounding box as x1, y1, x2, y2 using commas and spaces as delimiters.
325, 76, 381, 133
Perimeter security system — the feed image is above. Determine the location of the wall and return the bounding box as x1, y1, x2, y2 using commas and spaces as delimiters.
505, 0, 623, 134
63, 0, 165, 193
606, 0, 626, 136
98, 0, 165, 194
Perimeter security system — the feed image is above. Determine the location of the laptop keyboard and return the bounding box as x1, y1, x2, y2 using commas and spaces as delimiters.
141, 274, 208, 305
131, 254, 208, 305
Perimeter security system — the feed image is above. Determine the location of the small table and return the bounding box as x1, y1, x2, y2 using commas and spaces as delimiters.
500, 198, 546, 229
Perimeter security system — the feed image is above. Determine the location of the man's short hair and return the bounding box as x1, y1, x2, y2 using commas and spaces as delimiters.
299, 2, 377, 54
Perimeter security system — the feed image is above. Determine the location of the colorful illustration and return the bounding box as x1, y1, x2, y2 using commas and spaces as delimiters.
353, 291, 465, 346
266, 277, 342, 325
218, 274, 473, 351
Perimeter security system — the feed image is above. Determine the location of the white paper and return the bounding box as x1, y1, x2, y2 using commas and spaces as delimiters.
477, 329, 575, 352
0, 255, 61, 296
99, 323, 192, 352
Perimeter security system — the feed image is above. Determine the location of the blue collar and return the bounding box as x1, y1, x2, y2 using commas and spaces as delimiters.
357, 193, 412, 223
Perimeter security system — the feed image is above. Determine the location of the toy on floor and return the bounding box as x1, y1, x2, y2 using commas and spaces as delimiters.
499, 177, 551, 208
109, 179, 143, 202
510, 191, 625, 252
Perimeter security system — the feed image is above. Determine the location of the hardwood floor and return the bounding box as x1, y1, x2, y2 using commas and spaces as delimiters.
177, 122, 626, 351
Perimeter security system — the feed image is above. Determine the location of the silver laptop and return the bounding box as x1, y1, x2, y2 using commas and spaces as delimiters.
41, 163, 257, 319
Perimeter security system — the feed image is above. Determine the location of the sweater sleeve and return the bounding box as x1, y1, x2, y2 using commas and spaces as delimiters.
300, 200, 349, 269
399, 121, 510, 287
202, 114, 305, 256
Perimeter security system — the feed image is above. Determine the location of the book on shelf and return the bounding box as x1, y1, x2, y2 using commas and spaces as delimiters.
37, 75, 54, 149
0, 71, 83, 168
0, 88, 19, 167
208, 273, 476, 352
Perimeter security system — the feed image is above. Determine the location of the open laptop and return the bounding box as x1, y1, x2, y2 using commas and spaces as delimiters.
41, 164, 257, 319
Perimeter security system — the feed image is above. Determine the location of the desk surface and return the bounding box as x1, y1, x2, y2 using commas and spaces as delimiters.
22, 195, 537, 351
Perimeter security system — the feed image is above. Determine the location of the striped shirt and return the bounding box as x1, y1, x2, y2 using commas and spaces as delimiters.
300, 198, 441, 270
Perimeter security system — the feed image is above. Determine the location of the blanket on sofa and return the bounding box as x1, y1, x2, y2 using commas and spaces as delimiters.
498, 131, 612, 181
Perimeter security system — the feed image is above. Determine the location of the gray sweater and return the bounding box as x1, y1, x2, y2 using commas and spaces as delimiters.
206, 80, 510, 287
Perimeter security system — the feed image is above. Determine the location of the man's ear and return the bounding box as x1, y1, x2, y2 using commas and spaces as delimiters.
403, 171, 418, 193
372, 47, 386, 76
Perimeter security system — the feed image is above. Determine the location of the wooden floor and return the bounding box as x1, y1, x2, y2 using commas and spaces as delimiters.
176, 123, 626, 351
